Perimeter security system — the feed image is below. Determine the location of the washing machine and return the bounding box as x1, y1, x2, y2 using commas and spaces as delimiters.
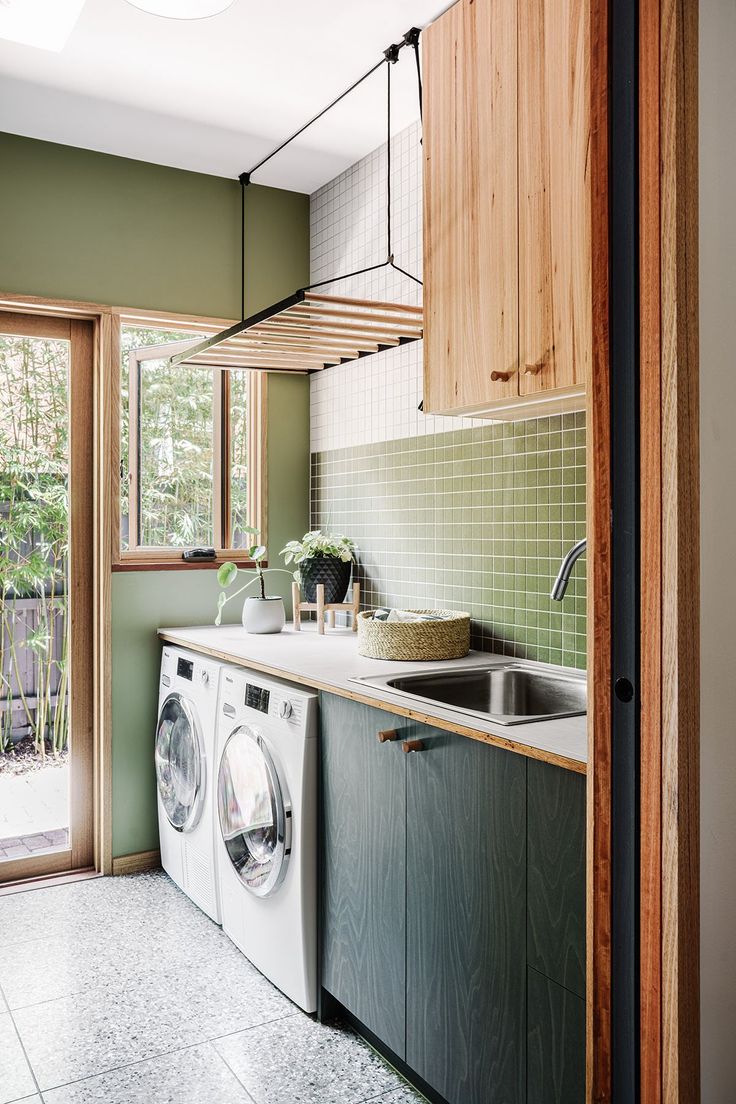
215, 666, 318, 1012
155, 645, 231, 924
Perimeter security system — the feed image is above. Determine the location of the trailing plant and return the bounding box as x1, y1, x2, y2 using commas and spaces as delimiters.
281, 530, 354, 585
215, 528, 292, 625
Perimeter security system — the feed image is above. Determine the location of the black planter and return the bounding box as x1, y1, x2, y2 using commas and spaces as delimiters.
300, 556, 352, 604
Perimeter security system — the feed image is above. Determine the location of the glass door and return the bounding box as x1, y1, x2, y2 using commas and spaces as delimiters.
0, 310, 94, 883
217, 725, 290, 897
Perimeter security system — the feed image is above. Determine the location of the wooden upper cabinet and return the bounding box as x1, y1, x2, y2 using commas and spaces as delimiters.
423, 0, 519, 414
423, 0, 590, 416
518, 0, 591, 395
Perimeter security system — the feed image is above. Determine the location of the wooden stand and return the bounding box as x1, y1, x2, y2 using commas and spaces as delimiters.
292, 581, 360, 634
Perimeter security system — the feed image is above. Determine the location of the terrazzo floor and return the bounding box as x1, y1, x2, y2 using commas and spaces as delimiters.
0, 871, 426, 1104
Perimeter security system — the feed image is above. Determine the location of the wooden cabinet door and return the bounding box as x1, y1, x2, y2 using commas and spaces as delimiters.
320, 694, 407, 1057
423, 0, 519, 415
518, 0, 591, 394
406, 729, 527, 1104
527, 969, 585, 1104
527, 759, 586, 998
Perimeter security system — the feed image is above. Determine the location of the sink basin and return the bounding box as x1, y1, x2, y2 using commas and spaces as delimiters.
353, 664, 587, 726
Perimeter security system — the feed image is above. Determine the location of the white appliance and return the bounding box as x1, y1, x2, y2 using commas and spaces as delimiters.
215, 667, 318, 1012
155, 645, 231, 923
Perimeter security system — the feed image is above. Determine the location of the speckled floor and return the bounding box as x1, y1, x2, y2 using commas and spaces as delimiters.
0, 871, 425, 1104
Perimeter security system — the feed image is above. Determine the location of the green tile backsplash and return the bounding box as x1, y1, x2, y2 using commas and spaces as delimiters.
310, 412, 587, 669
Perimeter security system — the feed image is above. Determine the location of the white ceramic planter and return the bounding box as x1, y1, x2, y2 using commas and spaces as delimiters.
242, 595, 286, 634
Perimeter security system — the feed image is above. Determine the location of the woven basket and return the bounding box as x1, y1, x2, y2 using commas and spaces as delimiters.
357, 610, 470, 662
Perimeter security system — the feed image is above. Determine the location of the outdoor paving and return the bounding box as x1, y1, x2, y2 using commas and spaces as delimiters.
0, 762, 69, 860
0, 827, 69, 861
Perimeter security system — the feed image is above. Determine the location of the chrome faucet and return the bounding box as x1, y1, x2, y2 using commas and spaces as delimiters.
550, 538, 587, 601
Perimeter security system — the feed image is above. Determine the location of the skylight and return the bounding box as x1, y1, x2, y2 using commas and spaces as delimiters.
0, 0, 86, 53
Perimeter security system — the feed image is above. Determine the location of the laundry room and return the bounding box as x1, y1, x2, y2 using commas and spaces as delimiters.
0, 0, 726, 1102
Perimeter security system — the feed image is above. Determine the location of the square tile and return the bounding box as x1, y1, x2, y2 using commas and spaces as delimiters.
215, 1015, 407, 1104
0, 1012, 36, 1104
42, 1043, 254, 1104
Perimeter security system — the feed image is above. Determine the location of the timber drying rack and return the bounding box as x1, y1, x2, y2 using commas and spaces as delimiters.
172, 28, 424, 374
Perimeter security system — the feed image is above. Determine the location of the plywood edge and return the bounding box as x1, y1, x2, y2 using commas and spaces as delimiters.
112, 850, 162, 876
157, 631, 586, 775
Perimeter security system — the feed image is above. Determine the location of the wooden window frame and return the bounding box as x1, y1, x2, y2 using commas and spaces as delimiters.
112, 312, 267, 572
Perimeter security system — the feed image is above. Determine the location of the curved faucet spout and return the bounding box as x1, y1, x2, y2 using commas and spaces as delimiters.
551, 538, 587, 601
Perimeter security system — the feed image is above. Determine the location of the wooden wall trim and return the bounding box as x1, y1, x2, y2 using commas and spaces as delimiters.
659, 0, 700, 1097
639, 0, 663, 1098
587, 0, 612, 1097
112, 850, 161, 876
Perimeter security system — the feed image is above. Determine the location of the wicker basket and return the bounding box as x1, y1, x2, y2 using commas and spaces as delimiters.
357, 609, 470, 661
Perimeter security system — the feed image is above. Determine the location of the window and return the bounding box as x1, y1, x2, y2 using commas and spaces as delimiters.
117, 318, 265, 567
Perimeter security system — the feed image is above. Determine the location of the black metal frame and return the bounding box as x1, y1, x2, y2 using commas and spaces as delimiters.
172, 28, 424, 369
609, 0, 641, 1097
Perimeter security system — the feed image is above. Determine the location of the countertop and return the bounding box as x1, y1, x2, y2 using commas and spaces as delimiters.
158, 623, 587, 773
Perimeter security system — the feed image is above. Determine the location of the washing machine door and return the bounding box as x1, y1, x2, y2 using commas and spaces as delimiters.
155, 693, 205, 832
217, 725, 291, 898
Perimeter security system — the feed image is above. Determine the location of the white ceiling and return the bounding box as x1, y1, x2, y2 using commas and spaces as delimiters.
0, 0, 450, 193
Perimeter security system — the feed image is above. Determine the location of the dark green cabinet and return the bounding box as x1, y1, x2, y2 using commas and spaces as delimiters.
320, 693, 586, 1104
406, 729, 527, 1104
320, 693, 408, 1056
527, 969, 585, 1104
527, 760, 586, 998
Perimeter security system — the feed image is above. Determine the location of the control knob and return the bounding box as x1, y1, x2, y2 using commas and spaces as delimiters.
200, 669, 210, 686
279, 700, 293, 720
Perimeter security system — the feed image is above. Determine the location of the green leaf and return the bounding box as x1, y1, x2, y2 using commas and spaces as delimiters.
215, 591, 227, 626
217, 561, 238, 588
251, 545, 267, 562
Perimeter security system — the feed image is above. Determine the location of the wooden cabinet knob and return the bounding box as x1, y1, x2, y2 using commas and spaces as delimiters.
402, 739, 425, 753
524, 363, 543, 375
377, 729, 398, 743
490, 370, 512, 382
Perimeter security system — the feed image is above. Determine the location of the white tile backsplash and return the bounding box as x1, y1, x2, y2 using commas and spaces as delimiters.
309, 121, 481, 452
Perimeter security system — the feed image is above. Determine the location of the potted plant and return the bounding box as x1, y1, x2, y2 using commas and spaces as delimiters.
216, 528, 292, 634
281, 530, 355, 604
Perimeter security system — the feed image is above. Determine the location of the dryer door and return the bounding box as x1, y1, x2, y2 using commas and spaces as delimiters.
155, 693, 205, 832
217, 725, 291, 898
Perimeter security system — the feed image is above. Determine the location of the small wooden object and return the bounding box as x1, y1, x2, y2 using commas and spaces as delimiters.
292, 581, 360, 634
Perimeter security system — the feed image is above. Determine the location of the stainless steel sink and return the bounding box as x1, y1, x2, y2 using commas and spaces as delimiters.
352, 663, 587, 726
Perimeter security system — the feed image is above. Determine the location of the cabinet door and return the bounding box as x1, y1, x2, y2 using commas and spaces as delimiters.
518, 0, 591, 394
527, 969, 585, 1104
320, 693, 407, 1057
527, 759, 586, 997
423, 0, 519, 415
406, 730, 526, 1104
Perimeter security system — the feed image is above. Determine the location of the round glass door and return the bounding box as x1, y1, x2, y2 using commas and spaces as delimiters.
217, 725, 290, 898
155, 693, 205, 832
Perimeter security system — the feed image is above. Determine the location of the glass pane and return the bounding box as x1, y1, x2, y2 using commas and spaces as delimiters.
218, 727, 278, 889
138, 358, 214, 547
155, 696, 200, 829
230, 371, 250, 549
0, 333, 71, 860
120, 325, 209, 550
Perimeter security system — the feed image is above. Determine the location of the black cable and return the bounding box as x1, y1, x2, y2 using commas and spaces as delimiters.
244, 57, 385, 180
239, 177, 246, 321
412, 39, 423, 123
386, 58, 392, 261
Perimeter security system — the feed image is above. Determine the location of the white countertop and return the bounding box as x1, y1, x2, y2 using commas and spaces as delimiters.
157, 623, 587, 772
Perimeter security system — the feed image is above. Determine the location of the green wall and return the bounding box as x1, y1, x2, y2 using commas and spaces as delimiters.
0, 132, 310, 858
